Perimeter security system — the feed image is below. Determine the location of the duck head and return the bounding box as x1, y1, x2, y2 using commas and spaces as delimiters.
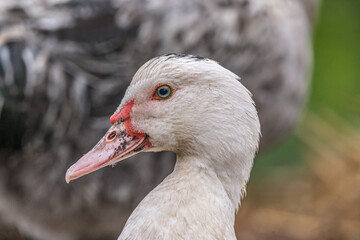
66, 54, 260, 194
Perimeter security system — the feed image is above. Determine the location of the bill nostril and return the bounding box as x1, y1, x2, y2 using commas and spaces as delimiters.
107, 130, 117, 142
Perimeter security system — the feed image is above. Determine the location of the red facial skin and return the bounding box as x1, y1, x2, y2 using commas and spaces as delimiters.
65, 99, 151, 183
66, 83, 174, 182
110, 100, 134, 124
110, 101, 146, 139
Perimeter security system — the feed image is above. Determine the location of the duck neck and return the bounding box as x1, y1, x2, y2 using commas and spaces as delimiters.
176, 152, 251, 211
119, 153, 250, 239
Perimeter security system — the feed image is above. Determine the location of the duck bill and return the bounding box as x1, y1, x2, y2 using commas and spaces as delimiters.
65, 119, 150, 183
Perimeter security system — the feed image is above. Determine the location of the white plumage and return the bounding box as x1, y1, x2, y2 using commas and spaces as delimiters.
66, 54, 260, 239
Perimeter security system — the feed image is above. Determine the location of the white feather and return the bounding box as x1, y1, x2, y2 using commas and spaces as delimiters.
115, 55, 260, 239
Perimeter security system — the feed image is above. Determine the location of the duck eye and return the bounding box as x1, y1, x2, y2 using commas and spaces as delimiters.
107, 130, 117, 142
153, 84, 173, 100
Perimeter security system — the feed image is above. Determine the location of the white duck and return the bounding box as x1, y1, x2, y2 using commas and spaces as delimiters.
66, 54, 260, 239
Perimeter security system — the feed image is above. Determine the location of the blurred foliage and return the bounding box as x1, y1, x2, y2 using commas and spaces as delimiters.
236, 1, 360, 239
310, 0, 360, 116
253, 0, 360, 174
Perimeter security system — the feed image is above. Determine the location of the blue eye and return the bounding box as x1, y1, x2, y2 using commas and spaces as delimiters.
154, 85, 173, 100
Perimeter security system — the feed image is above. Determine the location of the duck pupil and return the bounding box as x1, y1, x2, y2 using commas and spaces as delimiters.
155, 85, 172, 99
159, 87, 168, 96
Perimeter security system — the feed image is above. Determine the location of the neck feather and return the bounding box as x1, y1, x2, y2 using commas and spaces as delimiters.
119, 153, 251, 239
177, 152, 252, 211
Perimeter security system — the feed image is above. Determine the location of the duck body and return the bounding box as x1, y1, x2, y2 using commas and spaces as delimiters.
66, 54, 260, 239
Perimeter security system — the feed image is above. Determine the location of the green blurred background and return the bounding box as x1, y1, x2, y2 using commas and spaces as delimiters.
254, 0, 360, 174
236, 1, 360, 239
235, 0, 360, 240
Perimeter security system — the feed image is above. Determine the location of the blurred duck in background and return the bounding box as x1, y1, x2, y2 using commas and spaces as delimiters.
0, 0, 319, 239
